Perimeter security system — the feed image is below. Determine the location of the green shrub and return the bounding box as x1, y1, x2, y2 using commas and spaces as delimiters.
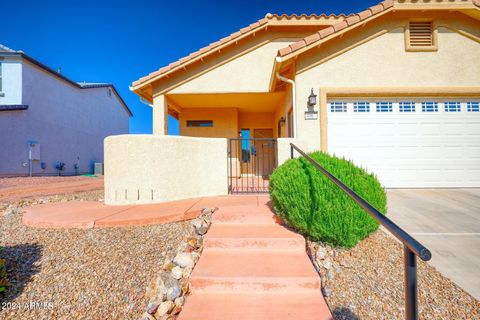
0, 250, 6, 293
270, 151, 387, 249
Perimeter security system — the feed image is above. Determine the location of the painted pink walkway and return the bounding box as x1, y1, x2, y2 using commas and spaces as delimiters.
23, 196, 258, 229
179, 195, 332, 320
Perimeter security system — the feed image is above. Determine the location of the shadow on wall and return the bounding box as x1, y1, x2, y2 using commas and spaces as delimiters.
0, 243, 42, 303
332, 306, 360, 320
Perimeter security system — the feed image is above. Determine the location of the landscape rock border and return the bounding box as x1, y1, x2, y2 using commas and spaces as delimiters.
141, 207, 217, 320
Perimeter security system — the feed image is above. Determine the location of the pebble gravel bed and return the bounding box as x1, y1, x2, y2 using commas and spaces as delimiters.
0, 191, 191, 319
308, 230, 480, 320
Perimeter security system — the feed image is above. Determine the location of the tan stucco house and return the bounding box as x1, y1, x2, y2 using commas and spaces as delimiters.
105, 0, 480, 204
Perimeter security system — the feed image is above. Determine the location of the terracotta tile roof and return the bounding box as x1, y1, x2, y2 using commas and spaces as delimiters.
277, 0, 394, 57
132, 13, 351, 88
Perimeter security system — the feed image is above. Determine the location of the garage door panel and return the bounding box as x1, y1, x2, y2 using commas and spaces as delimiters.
328, 98, 480, 188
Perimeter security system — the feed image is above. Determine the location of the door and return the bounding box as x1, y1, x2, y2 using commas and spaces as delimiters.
254, 129, 275, 177
327, 99, 480, 188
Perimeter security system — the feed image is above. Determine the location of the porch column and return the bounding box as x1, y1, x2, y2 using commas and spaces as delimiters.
153, 94, 168, 135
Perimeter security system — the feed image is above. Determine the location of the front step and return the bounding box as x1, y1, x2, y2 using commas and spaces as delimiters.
213, 205, 279, 224
206, 223, 303, 239
190, 250, 320, 293
204, 236, 305, 251
178, 292, 332, 320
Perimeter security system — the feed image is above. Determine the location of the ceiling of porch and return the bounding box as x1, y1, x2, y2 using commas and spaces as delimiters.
167, 92, 286, 113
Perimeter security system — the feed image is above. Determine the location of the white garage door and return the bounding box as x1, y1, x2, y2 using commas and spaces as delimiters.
327, 99, 480, 188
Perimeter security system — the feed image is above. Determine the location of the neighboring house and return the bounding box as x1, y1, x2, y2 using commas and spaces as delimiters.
0, 44, 132, 176
105, 0, 480, 205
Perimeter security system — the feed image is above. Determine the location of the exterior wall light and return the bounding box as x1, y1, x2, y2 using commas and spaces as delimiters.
305, 88, 318, 120
308, 88, 317, 107
279, 117, 286, 127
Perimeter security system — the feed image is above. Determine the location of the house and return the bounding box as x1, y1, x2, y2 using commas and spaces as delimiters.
0, 44, 132, 176
105, 0, 480, 205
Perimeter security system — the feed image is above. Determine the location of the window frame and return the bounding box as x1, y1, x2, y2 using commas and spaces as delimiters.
375, 101, 393, 113
186, 120, 213, 128
421, 101, 438, 113
353, 101, 370, 113
330, 102, 347, 113
467, 101, 479, 113
444, 101, 461, 113
405, 19, 437, 52
399, 101, 416, 113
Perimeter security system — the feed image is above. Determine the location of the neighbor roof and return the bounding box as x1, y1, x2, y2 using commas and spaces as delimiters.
0, 45, 133, 117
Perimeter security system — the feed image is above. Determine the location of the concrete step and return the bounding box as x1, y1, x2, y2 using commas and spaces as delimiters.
213, 205, 279, 224
190, 249, 319, 293
206, 223, 303, 239
204, 236, 305, 251
178, 292, 333, 320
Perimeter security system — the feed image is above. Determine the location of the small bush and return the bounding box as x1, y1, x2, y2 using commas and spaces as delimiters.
0, 250, 7, 293
270, 151, 386, 249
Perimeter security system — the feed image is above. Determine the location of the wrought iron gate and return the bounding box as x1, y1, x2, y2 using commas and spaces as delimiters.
228, 138, 277, 194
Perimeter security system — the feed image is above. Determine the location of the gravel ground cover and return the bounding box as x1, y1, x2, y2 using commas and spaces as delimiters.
0, 191, 191, 319
309, 230, 480, 319
0, 176, 97, 189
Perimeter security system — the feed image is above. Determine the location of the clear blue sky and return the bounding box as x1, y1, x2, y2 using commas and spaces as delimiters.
2, 0, 378, 135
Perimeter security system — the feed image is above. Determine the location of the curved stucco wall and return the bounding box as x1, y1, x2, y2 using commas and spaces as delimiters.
104, 135, 228, 205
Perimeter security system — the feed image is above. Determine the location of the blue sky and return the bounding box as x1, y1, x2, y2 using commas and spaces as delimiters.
2, 0, 379, 134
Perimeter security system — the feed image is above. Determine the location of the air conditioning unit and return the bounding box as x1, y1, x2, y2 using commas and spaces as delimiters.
94, 162, 104, 175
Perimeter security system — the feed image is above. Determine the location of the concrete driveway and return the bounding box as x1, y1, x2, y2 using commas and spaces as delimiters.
387, 189, 480, 300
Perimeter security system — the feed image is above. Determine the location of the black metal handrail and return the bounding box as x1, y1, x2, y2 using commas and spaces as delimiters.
290, 143, 431, 320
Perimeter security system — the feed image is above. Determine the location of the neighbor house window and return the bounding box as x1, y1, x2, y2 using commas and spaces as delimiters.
399, 101, 415, 113
330, 102, 347, 113
406, 20, 436, 51
353, 102, 370, 113
186, 120, 213, 127
467, 101, 479, 112
376, 102, 393, 113
421, 102, 438, 112
444, 101, 461, 112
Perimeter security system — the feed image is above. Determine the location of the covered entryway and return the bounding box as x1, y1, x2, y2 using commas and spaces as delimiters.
327, 98, 480, 188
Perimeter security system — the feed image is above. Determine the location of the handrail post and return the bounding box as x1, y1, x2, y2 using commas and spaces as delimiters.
404, 246, 418, 320
290, 144, 294, 159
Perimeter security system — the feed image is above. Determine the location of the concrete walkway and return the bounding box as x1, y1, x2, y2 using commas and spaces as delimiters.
388, 189, 480, 300
23, 196, 262, 228
179, 195, 332, 320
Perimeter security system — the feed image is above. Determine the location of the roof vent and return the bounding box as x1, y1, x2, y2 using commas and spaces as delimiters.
406, 21, 436, 51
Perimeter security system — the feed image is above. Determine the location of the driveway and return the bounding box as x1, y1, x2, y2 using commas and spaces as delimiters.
387, 189, 480, 300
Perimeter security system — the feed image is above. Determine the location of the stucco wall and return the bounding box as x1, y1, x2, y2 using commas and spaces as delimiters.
179, 108, 238, 138
0, 60, 130, 176
104, 135, 228, 205
0, 57, 22, 105
170, 40, 294, 94
294, 17, 480, 153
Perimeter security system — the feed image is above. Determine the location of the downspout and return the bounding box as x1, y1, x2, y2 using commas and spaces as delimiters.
275, 58, 297, 138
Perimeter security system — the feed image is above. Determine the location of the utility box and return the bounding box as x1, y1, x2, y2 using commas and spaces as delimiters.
29, 142, 41, 160
94, 162, 104, 175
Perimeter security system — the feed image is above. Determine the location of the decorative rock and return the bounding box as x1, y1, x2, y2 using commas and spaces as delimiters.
191, 252, 200, 264
174, 296, 185, 308
316, 247, 327, 260
171, 266, 183, 280
162, 260, 176, 272
173, 252, 194, 269
322, 286, 332, 297
201, 208, 211, 215
166, 286, 182, 301
340, 256, 353, 268
322, 258, 332, 270
141, 312, 156, 320
327, 269, 335, 280
182, 267, 192, 278
146, 298, 162, 314
154, 301, 174, 318
180, 277, 189, 295
156, 272, 180, 301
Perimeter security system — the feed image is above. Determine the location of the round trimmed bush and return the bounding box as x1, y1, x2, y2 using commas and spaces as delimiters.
269, 151, 387, 249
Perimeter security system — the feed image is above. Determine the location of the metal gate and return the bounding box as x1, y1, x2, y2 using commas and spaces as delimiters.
228, 138, 277, 194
